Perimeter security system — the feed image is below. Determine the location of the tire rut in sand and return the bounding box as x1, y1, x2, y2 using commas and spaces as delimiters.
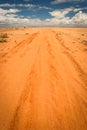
9, 65, 38, 130
45, 39, 74, 130
0, 32, 38, 63
1, 29, 86, 130
44, 31, 87, 130
52, 31, 87, 86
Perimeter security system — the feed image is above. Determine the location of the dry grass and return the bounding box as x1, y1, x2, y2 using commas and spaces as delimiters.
82, 40, 87, 46
0, 33, 8, 38
0, 33, 8, 43
0, 38, 7, 43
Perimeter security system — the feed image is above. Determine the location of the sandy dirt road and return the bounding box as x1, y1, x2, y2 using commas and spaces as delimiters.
0, 28, 87, 130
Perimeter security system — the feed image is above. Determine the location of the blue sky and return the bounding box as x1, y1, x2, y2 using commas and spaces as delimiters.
0, 0, 87, 27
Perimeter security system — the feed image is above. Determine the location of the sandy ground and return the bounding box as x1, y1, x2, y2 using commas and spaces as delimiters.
0, 28, 87, 130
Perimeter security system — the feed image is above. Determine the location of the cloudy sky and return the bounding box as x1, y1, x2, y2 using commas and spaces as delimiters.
0, 0, 87, 27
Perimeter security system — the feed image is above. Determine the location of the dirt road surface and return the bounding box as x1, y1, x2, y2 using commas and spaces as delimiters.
0, 28, 87, 130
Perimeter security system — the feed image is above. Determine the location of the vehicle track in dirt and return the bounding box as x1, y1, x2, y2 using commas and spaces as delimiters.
0, 28, 87, 130
0, 32, 38, 63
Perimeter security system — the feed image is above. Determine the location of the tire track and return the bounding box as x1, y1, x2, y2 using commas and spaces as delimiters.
51, 29, 87, 105
0, 28, 87, 130
8, 49, 40, 130
40, 36, 72, 130
52, 30, 87, 87
9, 68, 35, 130
45, 38, 74, 130
43, 30, 87, 130
0, 32, 38, 63
7, 33, 41, 130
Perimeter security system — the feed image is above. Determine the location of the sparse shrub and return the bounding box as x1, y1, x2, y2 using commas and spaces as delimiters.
0, 33, 8, 38
0, 33, 8, 43
82, 34, 84, 36
15, 28, 19, 30
82, 40, 87, 46
84, 48, 87, 51
0, 38, 7, 43
25, 33, 29, 35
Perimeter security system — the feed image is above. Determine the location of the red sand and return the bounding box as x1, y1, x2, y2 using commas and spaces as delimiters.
0, 28, 87, 130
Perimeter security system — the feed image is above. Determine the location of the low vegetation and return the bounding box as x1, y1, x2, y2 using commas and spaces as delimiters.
15, 28, 19, 30
82, 40, 87, 46
0, 33, 8, 43
82, 34, 84, 36
25, 33, 29, 35
0, 38, 7, 43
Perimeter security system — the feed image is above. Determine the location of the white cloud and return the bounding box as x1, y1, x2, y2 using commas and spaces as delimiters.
48, 8, 87, 27
71, 11, 87, 25
0, 3, 51, 10
0, 3, 35, 8
0, 3, 13, 7
0, 8, 43, 27
51, 0, 85, 4
38, 6, 52, 10
0, 7, 87, 27
49, 8, 73, 18
0, 8, 21, 25
0, 8, 20, 15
